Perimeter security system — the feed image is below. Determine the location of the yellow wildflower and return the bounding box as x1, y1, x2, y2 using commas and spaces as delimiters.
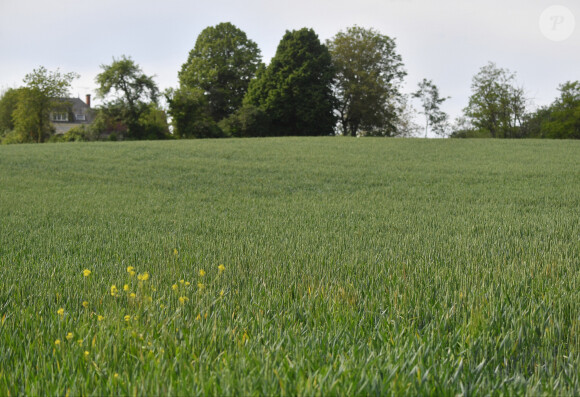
82, 269, 91, 277
127, 266, 135, 274
77, 339, 83, 346
55, 339, 61, 346
57, 308, 64, 316
178, 296, 188, 304
82, 301, 89, 308
219, 289, 224, 297
173, 248, 178, 256
218, 264, 225, 273
185, 281, 190, 286
114, 373, 119, 379
199, 269, 206, 277
179, 279, 185, 284
198, 283, 204, 291
66, 332, 74, 341
172, 284, 178, 291
137, 272, 150, 281
84, 351, 89, 358
123, 284, 129, 292
97, 315, 104, 321
124, 315, 131, 322
129, 293, 136, 299
111, 285, 118, 297
195, 313, 201, 321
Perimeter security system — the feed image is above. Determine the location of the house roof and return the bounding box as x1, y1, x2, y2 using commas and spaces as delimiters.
68, 97, 89, 108
54, 97, 89, 109
51, 97, 96, 135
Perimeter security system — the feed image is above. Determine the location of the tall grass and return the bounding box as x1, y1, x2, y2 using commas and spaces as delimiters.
0, 137, 579, 395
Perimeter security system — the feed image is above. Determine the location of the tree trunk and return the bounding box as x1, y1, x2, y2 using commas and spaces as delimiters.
38, 109, 43, 143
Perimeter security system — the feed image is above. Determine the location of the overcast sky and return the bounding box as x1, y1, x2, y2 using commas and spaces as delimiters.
1, 0, 578, 133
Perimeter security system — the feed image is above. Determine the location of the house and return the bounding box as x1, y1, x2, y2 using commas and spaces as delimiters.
50, 94, 95, 134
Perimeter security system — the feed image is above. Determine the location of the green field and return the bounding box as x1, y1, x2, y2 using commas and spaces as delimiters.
1, 137, 579, 395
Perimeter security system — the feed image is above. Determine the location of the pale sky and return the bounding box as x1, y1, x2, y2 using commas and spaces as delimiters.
1, 0, 578, 134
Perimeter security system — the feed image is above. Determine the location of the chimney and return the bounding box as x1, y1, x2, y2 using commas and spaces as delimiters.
85, 94, 91, 108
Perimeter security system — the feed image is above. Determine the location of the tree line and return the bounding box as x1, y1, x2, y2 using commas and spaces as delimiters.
1, 22, 578, 143
454, 62, 580, 139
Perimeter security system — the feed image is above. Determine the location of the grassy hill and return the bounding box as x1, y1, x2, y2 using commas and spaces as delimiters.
1, 137, 579, 394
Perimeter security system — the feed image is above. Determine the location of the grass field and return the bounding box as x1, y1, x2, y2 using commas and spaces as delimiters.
1, 137, 579, 395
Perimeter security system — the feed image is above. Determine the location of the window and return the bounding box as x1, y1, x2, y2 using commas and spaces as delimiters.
51, 113, 68, 122
75, 114, 86, 121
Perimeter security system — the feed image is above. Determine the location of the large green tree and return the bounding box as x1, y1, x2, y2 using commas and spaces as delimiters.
0, 88, 22, 135
179, 22, 262, 122
327, 26, 406, 137
542, 81, 580, 139
11, 67, 78, 143
96, 56, 160, 139
519, 81, 580, 139
464, 62, 526, 138
245, 28, 335, 136
165, 87, 223, 139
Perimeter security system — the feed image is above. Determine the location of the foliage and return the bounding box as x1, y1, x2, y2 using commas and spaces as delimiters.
518, 81, 580, 139
449, 129, 492, 138
541, 81, 580, 139
11, 88, 50, 143
53, 125, 94, 142
245, 28, 336, 136
96, 56, 160, 139
0, 128, 30, 144
448, 116, 480, 138
165, 87, 223, 139
327, 26, 406, 137
389, 96, 422, 138
11, 67, 78, 143
90, 104, 129, 139
358, 95, 421, 138
0, 88, 22, 135
179, 22, 262, 122
518, 106, 552, 138
218, 104, 271, 137
412, 78, 450, 137
137, 105, 171, 140
1, 138, 579, 394
53, 106, 169, 143
464, 62, 526, 138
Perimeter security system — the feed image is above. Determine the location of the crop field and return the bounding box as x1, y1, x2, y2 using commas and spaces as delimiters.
0, 137, 579, 395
